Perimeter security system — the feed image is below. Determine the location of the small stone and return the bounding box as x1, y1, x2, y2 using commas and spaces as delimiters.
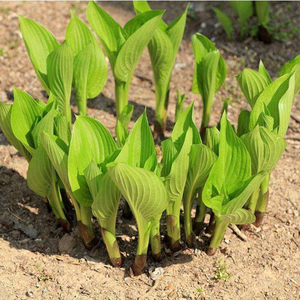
224, 239, 230, 244
58, 234, 76, 254
26, 291, 34, 297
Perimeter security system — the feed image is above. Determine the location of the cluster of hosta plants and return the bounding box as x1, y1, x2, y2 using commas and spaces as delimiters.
0, 1, 299, 275
212, 1, 272, 43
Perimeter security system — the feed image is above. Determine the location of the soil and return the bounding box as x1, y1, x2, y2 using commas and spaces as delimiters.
0, 1, 300, 300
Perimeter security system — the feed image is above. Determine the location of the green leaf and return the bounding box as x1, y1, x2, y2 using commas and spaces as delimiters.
255, 1, 269, 26
163, 128, 193, 203
27, 144, 56, 197
0, 101, 31, 160
68, 116, 117, 206
202, 113, 252, 205
19, 16, 59, 93
258, 60, 272, 84
11, 88, 44, 153
249, 73, 295, 137
280, 54, 300, 95
192, 33, 226, 95
115, 104, 134, 147
31, 107, 56, 149
175, 90, 185, 122
212, 7, 232, 40
116, 111, 156, 170
90, 171, 120, 229
108, 162, 168, 223
185, 144, 217, 194
237, 110, 250, 137
54, 115, 71, 146
219, 208, 255, 224
237, 68, 270, 108
114, 10, 164, 83
66, 14, 107, 114
171, 102, 201, 144
229, 1, 253, 25
241, 126, 286, 174
41, 132, 72, 196
205, 126, 220, 155
87, 1, 125, 68
47, 42, 74, 124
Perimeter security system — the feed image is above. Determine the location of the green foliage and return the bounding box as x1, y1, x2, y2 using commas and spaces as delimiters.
214, 259, 232, 281
87, 1, 163, 118
212, 7, 233, 40
192, 33, 226, 133
134, 0, 189, 134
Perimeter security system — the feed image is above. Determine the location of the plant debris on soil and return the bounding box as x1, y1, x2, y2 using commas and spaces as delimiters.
0, 1, 299, 299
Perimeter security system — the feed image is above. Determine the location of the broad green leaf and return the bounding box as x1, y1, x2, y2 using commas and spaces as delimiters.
171, 102, 201, 144
192, 33, 226, 95
237, 68, 270, 108
212, 7, 233, 40
66, 14, 107, 114
221, 171, 266, 214
185, 144, 217, 194
87, 1, 125, 68
258, 60, 272, 84
163, 128, 193, 203
161, 138, 178, 176
31, 108, 56, 149
241, 126, 286, 174
280, 54, 300, 95
68, 116, 117, 206
116, 111, 156, 170
108, 162, 168, 223
11, 88, 44, 153
175, 90, 185, 122
205, 126, 220, 155
229, 1, 253, 25
0, 101, 30, 160
47, 42, 74, 123
65, 13, 95, 54
19, 16, 59, 93
54, 115, 71, 145
203, 113, 251, 204
27, 144, 56, 197
237, 110, 250, 137
255, 1, 269, 26
219, 208, 255, 224
41, 132, 72, 193
114, 10, 163, 83
249, 73, 295, 137
90, 171, 120, 229
83, 160, 102, 200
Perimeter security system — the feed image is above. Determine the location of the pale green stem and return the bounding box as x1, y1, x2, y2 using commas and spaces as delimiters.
150, 217, 162, 261
183, 187, 196, 247
207, 217, 228, 255
255, 174, 270, 213
115, 80, 130, 119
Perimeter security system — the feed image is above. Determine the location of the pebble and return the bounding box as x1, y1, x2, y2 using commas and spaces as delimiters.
58, 234, 76, 254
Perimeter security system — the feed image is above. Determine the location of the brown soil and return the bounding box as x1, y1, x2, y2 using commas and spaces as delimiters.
0, 2, 300, 299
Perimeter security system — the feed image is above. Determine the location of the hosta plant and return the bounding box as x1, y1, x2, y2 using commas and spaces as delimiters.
202, 113, 267, 255
133, 0, 188, 138
19, 13, 107, 118
161, 102, 200, 251
192, 33, 227, 139
87, 1, 163, 119
0, 88, 71, 231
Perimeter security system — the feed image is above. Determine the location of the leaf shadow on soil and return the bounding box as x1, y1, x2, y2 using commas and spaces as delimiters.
0, 165, 194, 274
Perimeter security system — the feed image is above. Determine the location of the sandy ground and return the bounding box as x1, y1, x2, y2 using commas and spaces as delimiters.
0, 1, 300, 299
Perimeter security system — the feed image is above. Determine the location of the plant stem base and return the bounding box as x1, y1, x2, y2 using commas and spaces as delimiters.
78, 221, 98, 250
186, 233, 194, 248
122, 202, 133, 219
132, 254, 147, 276
254, 211, 265, 227
207, 247, 217, 256
193, 221, 205, 236
59, 219, 72, 232
167, 236, 181, 252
